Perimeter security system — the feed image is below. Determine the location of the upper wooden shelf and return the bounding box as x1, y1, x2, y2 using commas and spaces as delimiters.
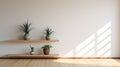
7, 40, 59, 43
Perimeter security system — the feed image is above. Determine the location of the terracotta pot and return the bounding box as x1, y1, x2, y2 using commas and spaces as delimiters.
43, 48, 50, 55
24, 34, 30, 40
45, 36, 50, 40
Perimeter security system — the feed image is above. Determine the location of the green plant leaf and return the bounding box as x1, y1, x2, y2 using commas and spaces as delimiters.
45, 27, 54, 36
19, 21, 32, 34
42, 45, 53, 49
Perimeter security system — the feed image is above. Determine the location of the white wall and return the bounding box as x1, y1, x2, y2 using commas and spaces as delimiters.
0, 0, 119, 57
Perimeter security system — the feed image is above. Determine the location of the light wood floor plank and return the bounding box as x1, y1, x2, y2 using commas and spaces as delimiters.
0, 59, 120, 67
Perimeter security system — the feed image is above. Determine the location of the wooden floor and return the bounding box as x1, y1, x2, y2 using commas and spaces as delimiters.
0, 59, 120, 67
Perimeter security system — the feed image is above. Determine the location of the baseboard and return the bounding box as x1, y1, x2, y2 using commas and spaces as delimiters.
57, 57, 120, 59
0, 56, 120, 59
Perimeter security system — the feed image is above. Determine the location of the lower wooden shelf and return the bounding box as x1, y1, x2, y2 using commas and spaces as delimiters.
7, 54, 59, 59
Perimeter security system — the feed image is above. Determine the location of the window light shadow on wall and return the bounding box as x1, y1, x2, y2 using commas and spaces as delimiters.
64, 22, 111, 57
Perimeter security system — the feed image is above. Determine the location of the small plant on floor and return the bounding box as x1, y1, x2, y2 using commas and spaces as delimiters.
44, 27, 54, 40
20, 20, 32, 40
42, 45, 52, 55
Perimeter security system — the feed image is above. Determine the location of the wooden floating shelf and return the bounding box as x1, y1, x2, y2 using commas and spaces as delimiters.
7, 40, 59, 43
8, 54, 59, 57
7, 54, 59, 59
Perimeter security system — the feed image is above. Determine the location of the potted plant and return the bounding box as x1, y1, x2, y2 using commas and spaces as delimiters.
44, 27, 54, 40
42, 45, 52, 55
20, 21, 32, 40
30, 45, 35, 55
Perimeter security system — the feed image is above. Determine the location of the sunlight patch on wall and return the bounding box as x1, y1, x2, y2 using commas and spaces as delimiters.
64, 22, 111, 57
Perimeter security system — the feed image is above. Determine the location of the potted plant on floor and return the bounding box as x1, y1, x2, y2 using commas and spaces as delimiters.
44, 27, 54, 40
20, 20, 32, 40
42, 45, 52, 55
